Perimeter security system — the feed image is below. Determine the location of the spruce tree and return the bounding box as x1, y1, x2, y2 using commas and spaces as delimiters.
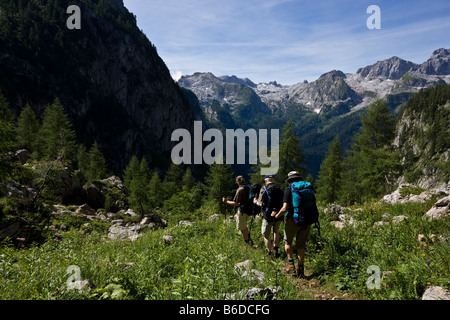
181, 167, 195, 190
76, 144, 89, 176
205, 163, 234, 215
87, 141, 107, 181
36, 98, 76, 162
148, 171, 163, 209
16, 104, 40, 153
340, 100, 400, 203
277, 120, 307, 184
0, 93, 16, 181
162, 162, 183, 200
129, 157, 152, 217
316, 135, 343, 204
123, 155, 140, 190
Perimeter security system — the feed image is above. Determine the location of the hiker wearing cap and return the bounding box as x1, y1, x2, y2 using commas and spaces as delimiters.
222, 176, 253, 245
273, 171, 313, 278
254, 174, 284, 258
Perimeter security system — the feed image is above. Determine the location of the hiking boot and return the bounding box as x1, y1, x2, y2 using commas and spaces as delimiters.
273, 246, 280, 258
297, 264, 305, 278
285, 261, 296, 276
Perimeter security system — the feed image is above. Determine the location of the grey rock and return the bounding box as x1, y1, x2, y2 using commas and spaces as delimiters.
108, 224, 141, 241
330, 221, 345, 230
392, 215, 408, 225
422, 286, 450, 300
163, 234, 174, 244
75, 203, 95, 216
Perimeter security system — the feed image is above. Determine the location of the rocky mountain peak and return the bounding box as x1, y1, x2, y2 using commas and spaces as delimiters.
418, 48, 450, 75
356, 56, 419, 80
319, 70, 347, 80
218, 75, 257, 88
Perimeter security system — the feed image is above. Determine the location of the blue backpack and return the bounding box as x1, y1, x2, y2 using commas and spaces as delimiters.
289, 181, 319, 226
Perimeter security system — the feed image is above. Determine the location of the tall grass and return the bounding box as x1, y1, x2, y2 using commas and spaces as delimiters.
1, 198, 448, 300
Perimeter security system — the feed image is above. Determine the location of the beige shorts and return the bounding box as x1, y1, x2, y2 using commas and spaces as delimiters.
235, 210, 251, 231
283, 219, 311, 250
261, 219, 282, 238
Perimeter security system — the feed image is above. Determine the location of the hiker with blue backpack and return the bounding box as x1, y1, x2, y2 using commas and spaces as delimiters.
274, 171, 319, 278
254, 174, 284, 258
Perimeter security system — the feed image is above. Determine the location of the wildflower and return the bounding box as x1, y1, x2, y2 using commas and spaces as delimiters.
427, 260, 430, 266
16, 238, 26, 242
422, 254, 426, 257
60, 225, 67, 230
51, 225, 57, 231
55, 233, 61, 237
54, 237, 59, 242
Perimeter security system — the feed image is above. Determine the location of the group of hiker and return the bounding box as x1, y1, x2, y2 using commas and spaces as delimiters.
222, 171, 319, 278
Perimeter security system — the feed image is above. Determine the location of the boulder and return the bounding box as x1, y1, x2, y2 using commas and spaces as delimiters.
108, 224, 141, 241
435, 195, 450, 207
163, 234, 174, 244
422, 286, 450, 300
234, 260, 256, 273
373, 221, 389, 227
3, 181, 37, 206
241, 269, 265, 284
101, 176, 126, 192
325, 204, 345, 216
84, 183, 106, 209
424, 206, 450, 221
330, 221, 345, 230
208, 214, 221, 222
177, 220, 193, 227
124, 208, 137, 217
392, 215, 408, 225
75, 204, 95, 216
423, 195, 450, 221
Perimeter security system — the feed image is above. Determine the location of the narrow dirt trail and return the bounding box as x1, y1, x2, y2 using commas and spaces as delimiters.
279, 262, 363, 300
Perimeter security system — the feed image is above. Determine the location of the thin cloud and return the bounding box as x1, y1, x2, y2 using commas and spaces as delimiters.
124, 0, 450, 85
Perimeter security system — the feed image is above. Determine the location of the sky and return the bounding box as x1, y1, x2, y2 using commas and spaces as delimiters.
123, 0, 450, 85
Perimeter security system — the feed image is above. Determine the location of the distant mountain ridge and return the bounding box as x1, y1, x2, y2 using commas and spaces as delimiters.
179, 48, 450, 117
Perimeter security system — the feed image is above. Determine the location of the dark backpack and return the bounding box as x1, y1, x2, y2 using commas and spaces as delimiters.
239, 184, 262, 216
261, 183, 284, 221
289, 181, 319, 226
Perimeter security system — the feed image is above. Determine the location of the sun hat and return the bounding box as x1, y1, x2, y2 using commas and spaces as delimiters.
286, 171, 302, 182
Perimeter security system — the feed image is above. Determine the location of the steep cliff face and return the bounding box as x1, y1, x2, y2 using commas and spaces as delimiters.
0, 0, 195, 172
393, 84, 450, 188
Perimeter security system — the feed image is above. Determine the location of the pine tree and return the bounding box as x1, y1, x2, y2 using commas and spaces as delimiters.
86, 141, 107, 181
340, 100, 400, 203
0, 92, 14, 123
36, 98, 76, 162
129, 157, 152, 217
205, 163, 234, 215
123, 155, 140, 190
76, 144, 89, 176
147, 171, 163, 209
16, 104, 39, 153
181, 167, 195, 190
0, 93, 16, 181
316, 135, 343, 204
277, 120, 307, 183
162, 162, 183, 200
